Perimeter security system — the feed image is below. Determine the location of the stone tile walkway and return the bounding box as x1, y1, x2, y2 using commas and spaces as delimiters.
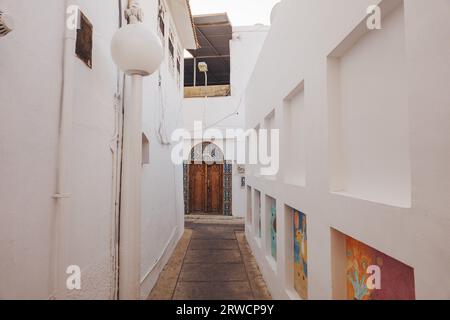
148, 216, 271, 300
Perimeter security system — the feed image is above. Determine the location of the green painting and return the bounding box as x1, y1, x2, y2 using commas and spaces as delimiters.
270, 199, 277, 260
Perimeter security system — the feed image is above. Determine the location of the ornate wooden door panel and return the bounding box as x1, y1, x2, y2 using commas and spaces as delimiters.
207, 164, 223, 213
190, 164, 205, 212
189, 163, 224, 214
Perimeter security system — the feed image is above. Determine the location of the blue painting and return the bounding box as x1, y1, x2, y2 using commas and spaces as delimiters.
270, 199, 277, 260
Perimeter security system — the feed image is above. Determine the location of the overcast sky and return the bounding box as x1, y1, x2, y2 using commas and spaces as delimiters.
189, 0, 280, 26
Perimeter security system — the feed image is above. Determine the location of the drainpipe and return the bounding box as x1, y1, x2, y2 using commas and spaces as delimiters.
111, 0, 163, 300
51, 0, 76, 299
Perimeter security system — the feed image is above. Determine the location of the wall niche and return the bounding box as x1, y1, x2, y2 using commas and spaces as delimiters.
331, 228, 415, 300
283, 81, 306, 187
328, 1, 411, 208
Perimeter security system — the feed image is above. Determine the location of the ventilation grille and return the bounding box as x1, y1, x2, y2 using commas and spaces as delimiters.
0, 11, 13, 37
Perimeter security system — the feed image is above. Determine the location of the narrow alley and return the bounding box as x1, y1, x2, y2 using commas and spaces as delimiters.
148, 216, 271, 300
1, 0, 449, 302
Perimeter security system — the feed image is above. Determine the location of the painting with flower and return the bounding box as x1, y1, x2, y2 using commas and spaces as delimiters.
293, 209, 308, 299
346, 236, 415, 300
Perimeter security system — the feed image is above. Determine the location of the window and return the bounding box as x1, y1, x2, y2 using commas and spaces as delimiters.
75, 10, 93, 69
169, 36, 174, 58
176, 50, 181, 88
168, 31, 175, 75
157, 0, 165, 43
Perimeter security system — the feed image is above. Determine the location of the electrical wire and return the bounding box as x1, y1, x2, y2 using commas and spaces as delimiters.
187, 92, 244, 134
205, 93, 244, 130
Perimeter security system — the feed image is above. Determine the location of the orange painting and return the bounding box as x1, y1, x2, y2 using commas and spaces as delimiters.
293, 209, 307, 299
346, 236, 415, 300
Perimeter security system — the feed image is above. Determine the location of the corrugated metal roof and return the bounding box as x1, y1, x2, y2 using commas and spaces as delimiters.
185, 0, 200, 49
185, 13, 232, 87
188, 13, 232, 58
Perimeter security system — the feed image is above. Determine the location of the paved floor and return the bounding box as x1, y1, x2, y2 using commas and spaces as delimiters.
148, 216, 271, 300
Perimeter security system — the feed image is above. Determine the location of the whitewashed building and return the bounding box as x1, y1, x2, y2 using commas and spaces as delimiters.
244, 0, 450, 300
182, 14, 268, 217
0, 0, 196, 299
1, 0, 449, 301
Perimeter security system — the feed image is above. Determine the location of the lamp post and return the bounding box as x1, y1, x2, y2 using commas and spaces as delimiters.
111, 0, 163, 300
198, 61, 208, 98
198, 62, 208, 85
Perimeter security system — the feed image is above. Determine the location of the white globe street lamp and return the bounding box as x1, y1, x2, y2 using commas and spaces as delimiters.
111, 21, 163, 76
110, 0, 163, 300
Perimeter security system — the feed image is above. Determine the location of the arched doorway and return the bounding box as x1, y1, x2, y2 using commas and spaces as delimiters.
183, 142, 232, 216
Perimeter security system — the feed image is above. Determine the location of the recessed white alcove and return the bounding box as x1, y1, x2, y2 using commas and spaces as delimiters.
254, 189, 262, 238
283, 81, 306, 187
263, 111, 276, 180
247, 185, 252, 224
252, 124, 261, 177
142, 132, 150, 165
328, 1, 411, 208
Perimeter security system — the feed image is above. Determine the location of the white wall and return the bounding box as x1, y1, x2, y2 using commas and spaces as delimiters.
182, 25, 269, 217
0, 0, 121, 299
0, 0, 66, 299
245, 0, 450, 300
138, 0, 187, 299
0, 0, 189, 299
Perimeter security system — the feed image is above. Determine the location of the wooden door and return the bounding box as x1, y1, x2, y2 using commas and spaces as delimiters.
206, 164, 223, 213
190, 164, 205, 212
189, 163, 223, 214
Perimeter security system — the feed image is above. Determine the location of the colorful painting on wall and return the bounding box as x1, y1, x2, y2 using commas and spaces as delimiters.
293, 209, 308, 299
346, 236, 415, 300
270, 199, 277, 260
